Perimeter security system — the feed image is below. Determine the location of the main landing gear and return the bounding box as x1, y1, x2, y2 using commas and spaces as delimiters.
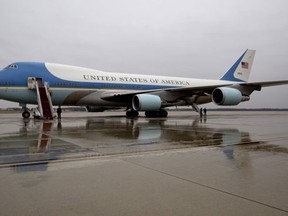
126, 109, 168, 118
126, 110, 139, 118
145, 109, 168, 118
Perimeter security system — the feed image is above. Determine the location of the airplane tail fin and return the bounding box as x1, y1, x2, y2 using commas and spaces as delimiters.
220, 49, 256, 82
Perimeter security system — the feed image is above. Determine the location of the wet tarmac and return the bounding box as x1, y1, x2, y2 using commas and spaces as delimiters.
0, 111, 287, 216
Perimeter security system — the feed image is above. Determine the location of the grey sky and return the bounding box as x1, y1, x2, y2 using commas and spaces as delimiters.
0, 0, 288, 108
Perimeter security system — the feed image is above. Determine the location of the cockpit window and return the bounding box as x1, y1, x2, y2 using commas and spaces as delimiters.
5, 64, 18, 69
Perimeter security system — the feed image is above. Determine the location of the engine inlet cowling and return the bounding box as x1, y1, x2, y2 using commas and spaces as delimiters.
132, 94, 161, 111
212, 87, 249, 105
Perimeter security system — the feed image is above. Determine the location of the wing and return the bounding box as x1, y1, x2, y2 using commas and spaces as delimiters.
101, 79, 288, 103
101, 83, 232, 102
241, 80, 288, 88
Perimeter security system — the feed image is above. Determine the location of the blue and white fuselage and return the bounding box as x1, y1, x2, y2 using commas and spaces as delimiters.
0, 49, 287, 118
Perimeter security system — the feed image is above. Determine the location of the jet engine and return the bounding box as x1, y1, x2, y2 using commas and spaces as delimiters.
132, 94, 161, 111
212, 87, 249, 105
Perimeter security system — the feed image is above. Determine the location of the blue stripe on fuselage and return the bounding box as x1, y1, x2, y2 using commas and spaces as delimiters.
0, 62, 180, 90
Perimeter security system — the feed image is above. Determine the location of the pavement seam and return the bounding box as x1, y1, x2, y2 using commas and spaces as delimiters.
122, 159, 288, 214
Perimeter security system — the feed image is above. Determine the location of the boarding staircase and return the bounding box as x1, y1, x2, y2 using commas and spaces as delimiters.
35, 81, 54, 119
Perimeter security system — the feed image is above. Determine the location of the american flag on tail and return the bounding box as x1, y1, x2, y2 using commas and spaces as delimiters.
241, 61, 249, 69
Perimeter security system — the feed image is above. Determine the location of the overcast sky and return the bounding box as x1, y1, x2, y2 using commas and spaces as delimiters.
0, 0, 288, 108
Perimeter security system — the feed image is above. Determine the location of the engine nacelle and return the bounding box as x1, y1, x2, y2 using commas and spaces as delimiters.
212, 87, 249, 105
132, 94, 161, 111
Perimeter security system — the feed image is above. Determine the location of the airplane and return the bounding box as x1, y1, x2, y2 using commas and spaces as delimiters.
0, 49, 288, 119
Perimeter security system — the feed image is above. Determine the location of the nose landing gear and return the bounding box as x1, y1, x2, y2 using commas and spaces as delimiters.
22, 109, 31, 119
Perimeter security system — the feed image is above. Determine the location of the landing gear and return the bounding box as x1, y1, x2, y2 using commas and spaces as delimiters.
126, 109, 168, 118
20, 104, 30, 119
22, 110, 31, 119
126, 110, 139, 118
145, 109, 168, 118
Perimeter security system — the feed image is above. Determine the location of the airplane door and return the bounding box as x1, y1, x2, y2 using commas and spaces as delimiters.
27, 77, 42, 89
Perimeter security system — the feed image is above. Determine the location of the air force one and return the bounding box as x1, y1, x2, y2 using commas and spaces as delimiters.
0, 49, 288, 118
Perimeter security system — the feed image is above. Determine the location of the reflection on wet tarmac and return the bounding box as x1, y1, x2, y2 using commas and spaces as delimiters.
0, 114, 287, 169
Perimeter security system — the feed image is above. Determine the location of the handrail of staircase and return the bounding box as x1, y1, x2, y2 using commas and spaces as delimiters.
44, 81, 54, 118
35, 81, 44, 117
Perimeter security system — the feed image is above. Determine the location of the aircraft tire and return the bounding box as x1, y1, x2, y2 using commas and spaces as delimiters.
22, 111, 30, 119
126, 110, 139, 118
145, 109, 168, 118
